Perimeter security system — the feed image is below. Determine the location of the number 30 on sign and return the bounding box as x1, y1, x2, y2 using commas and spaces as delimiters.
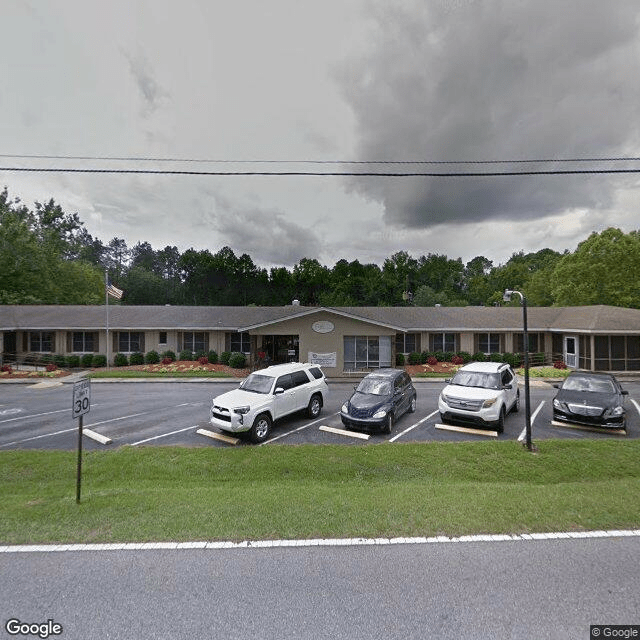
72, 380, 91, 418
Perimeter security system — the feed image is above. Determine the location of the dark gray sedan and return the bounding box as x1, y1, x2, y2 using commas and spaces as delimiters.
552, 372, 628, 430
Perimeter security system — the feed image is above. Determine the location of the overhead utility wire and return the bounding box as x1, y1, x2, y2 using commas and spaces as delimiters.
2, 154, 640, 164
2, 167, 640, 176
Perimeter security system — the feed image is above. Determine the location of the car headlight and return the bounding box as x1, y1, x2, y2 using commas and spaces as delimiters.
440, 394, 450, 405
373, 409, 388, 419
604, 406, 624, 417
341, 403, 349, 413
553, 399, 561, 409
233, 406, 250, 415
482, 397, 497, 408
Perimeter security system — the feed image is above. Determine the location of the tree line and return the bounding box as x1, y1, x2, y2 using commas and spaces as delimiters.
2, 187, 640, 308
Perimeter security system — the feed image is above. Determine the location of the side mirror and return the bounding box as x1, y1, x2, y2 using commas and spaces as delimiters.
553, 384, 560, 389
444, 378, 451, 384
274, 387, 285, 395
622, 390, 629, 396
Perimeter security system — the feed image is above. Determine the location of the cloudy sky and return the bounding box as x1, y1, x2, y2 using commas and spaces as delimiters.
2, 0, 640, 269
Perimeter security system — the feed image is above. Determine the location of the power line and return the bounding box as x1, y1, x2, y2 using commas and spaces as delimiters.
2, 153, 640, 165
1, 166, 640, 176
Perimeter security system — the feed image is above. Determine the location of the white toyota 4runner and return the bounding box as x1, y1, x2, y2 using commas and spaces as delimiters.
210, 362, 329, 443
438, 361, 520, 432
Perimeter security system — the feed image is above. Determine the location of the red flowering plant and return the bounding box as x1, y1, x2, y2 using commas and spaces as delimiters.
427, 356, 438, 365
1, 364, 12, 374
161, 357, 173, 365
198, 356, 209, 365
46, 363, 57, 372
451, 355, 464, 365
553, 360, 567, 369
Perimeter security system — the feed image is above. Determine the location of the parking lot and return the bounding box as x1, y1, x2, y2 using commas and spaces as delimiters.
1, 377, 639, 451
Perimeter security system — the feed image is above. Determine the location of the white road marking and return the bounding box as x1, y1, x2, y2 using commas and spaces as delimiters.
518, 401, 545, 443
631, 399, 640, 416
1, 529, 638, 554
389, 411, 439, 442
0, 407, 69, 424
131, 425, 199, 446
319, 425, 370, 440
261, 412, 340, 444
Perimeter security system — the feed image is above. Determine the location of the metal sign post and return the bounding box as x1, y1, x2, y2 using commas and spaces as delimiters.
73, 379, 91, 504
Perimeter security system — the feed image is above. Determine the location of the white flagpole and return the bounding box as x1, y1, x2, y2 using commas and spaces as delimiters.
105, 270, 110, 369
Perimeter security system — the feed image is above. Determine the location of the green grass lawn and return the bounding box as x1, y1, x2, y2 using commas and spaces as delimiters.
2, 440, 639, 545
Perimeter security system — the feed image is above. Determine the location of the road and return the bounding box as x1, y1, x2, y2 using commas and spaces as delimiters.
1, 536, 638, 640
0, 379, 638, 450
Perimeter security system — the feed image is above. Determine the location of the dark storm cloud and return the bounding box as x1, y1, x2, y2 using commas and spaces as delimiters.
121, 48, 169, 115
338, 0, 640, 228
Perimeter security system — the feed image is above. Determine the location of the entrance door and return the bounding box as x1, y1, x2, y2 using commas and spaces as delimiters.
263, 335, 299, 364
564, 336, 578, 369
2, 331, 17, 364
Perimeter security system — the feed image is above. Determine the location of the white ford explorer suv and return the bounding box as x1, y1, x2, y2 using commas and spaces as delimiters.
438, 361, 519, 433
210, 362, 329, 443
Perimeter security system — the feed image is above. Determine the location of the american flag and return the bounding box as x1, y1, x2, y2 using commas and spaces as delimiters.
107, 283, 123, 300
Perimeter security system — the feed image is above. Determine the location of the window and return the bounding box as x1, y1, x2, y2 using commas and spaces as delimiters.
71, 331, 97, 353
181, 331, 208, 353
291, 370, 311, 387
515, 333, 545, 353
430, 333, 457, 352
229, 332, 250, 353
344, 336, 392, 370
29, 331, 54, 352
159, 331, 167, 345
309, 367, 324, 380
117, 332, 144, 353
477, 333, 501, 354
395, 333, 420, 353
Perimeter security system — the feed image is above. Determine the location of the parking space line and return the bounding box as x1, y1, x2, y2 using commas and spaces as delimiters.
0, 408, 69, 425
131, 425, 199, 446
631, 399, 640, 416
389, 411, 439, 442
261, 412, 339, 445
518, 401, 545, 443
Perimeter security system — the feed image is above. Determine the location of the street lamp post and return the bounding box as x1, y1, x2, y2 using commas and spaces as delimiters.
503, 289, 534, 452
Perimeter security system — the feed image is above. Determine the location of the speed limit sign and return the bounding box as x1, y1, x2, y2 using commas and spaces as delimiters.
72, 379, 91, 418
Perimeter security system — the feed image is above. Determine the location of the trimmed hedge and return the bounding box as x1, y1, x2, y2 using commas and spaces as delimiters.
228, 352, 246, 369
113, 353, 128, 367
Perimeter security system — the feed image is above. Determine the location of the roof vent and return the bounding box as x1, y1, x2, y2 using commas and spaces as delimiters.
292, 299, 300, 306
435, 303, 441, 307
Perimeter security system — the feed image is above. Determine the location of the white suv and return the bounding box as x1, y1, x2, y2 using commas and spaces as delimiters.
210, 363, 329, 443
438, 361, 519, 433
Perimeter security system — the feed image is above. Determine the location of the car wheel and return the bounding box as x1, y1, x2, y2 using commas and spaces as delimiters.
497, 406, 505, 434
250, 413, 272, 444
512, 391, 520, 413
382, 412, 393, 435
307, 394, 322, 418
408, 395, 417, 413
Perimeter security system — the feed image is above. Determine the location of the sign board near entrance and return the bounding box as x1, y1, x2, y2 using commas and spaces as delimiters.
72, 379, 91, 418
309, 352, 337, 367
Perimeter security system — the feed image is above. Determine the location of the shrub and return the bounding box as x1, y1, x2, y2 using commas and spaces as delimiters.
46, 363, 57, 372
457, 351, 472, 363
408, 351, 422, 365
1, 364, 12, 373
161, 350, 176, 362
145, 350, 160, 364
81, 353, 94, 368
114, 353, 128, 367
66, 355, 80, 368
220, 351, 232, 365
229, 351, 246, 368
420, 351, 433, 364
53, 354, 66, 368
489, 352, 504, 363
195, 350, 206, 361
207, 350, 218, 364
179, 349, 194, 362
503, 352, 522, 368
396, 353, 405, 366
161, 357, 173, 365
451, 355, 464, 365
427, 356, 438, 365
129, 352, 145, 365
198, 356, 209, 365
553, 360, 567, 369
472, 352, 487, 362
92, 354, 107, 368
433, 351, 446, 362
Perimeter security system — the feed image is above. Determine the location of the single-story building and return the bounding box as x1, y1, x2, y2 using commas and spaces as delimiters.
1, 304, 640, 374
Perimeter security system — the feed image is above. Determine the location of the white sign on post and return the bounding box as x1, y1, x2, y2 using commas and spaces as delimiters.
72, 379, 91, 418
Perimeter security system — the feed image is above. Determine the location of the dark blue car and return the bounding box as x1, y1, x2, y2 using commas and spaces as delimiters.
340, 368, 417, 434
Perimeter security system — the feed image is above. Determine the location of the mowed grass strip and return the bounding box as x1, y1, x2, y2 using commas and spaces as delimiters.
1, 440, 639, 545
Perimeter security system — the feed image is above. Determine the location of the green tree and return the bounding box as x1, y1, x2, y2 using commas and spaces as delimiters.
550, 228, 640, 307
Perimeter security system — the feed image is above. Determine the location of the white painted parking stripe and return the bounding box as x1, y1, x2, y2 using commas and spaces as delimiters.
389, 410, 439, 442
631, 399, 640, 416
1, 529, 638, 553
319, 425, 370, 440
261, 412, 340, 444
131, 425, 198, 446
518, 401, 545, 443
0, 407, 69, 425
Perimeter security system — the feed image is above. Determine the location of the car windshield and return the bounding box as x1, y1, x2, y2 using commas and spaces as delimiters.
356, 377, 392, 396
451, 371, 501, 389
239, 373, 274, 394
563, 376, 616, 393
